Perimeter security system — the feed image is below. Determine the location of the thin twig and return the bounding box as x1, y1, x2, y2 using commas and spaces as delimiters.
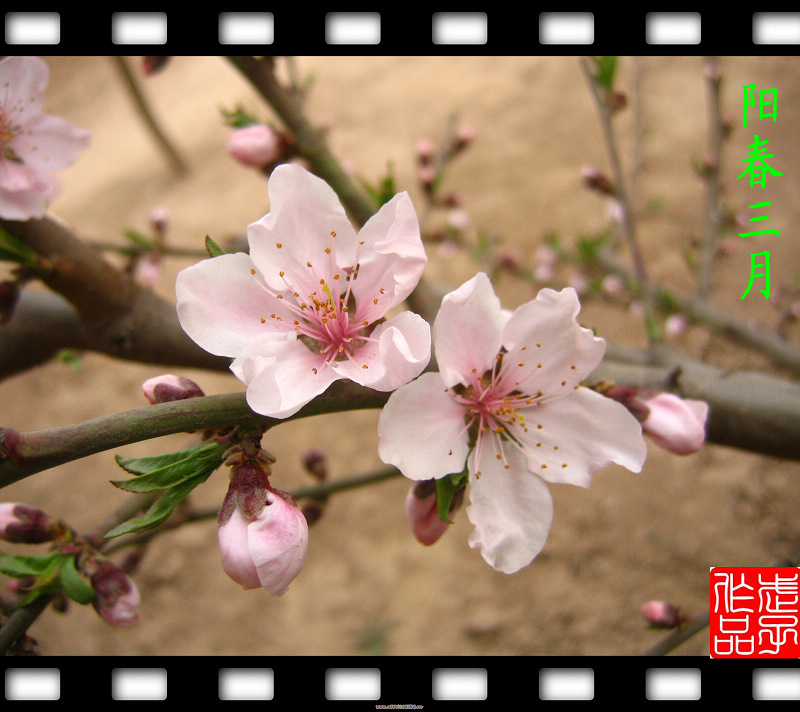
580, 56, 657, 344
110, 56, 187, 176
695, 57, 725, 299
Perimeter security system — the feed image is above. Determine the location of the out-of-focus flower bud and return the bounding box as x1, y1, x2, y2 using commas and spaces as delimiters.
664, 313, 688, 339
142, 56, 171, 76
0, 503, 54, 544
142, 374, 205, 404
406, 481, 449, 546
580, 165, 615, 195
218, 490, 308, 595
132, 253, 163, 289
227, 124, 282, 169
641, 393, 709, 455
149, 206, 170, 235
302, 448, 328, 481
452, 126, 476, 152
405, 479, 463, 547
601, 274, 624, 296
415, 137, 436, 164
89, 560, 140, 627
640, 600, 685, 628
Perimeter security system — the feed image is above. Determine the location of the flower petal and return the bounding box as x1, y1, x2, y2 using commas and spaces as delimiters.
176, 252, 290, 357
8, 114, 91, 172
500, 287, 605, 397
249, 492, 308, 597
0, 56, 48, 125
516, 386, 647, 488
349, 192, 427, 318
231, 338, 340, 418
378, 372, 470, 480
334, 311, 430, 391
247, 164, 357, 293
218, 508, 261, 589
433, 272, 505, 388
466, 447, 553, 574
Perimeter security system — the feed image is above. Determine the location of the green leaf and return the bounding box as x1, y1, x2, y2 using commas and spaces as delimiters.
114, 441, 225, 479
111, 443, 225, 493
122, 229, 152, 248
59, 555, 96, 604
105, 474, 207, 538
591, 56, 619, 91
0, 552, 62, 579
434, 471, 467, 525
205, 235, 227, 257
0, 225, 38, 265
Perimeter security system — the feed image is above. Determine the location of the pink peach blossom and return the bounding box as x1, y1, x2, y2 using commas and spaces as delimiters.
378, 273, 646, 574
218, 491, 308, 595
176, 164, 430, 418
0, 56, 91, 220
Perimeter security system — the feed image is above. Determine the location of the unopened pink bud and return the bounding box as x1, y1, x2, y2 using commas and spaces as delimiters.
665, 313, 688, 339
406, 480, 450, 546
0, 503, 53, 543
640, 600, 685, 628
580, 165, 615, 195
415, 137, 436, 163
142, 374, 205, 404
149, 206, 170, 234
132, 253, 162, 289
90, 562, 140, 626
227, 124, 282, 169
218, 490, 308, 596
641, 393, 709, 455
453, 126, 476, 152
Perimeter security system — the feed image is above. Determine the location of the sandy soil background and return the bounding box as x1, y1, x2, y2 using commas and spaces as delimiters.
2, 55, 800, 657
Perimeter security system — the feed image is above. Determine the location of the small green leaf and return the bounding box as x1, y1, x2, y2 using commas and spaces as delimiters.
205, 235, 227, 257
591, 56, 619, 91
59, 555, 96, 605
122, 229, 152, 248
0, 226, 38, 265
0, 552, 62, 579
105, 474, 207, 538
115, 441, 226, 477
434, 472, 467, 525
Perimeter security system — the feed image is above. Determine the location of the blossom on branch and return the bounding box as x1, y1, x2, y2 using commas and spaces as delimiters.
378, 273, 647, 574
176, 163, 430, 418
640, 392, 708, 455
217, 461, 308, 596
0, 56, 91, 220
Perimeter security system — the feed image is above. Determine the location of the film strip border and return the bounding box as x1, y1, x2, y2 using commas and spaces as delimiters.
2, 10, 800, 52
3, 658, 800, 705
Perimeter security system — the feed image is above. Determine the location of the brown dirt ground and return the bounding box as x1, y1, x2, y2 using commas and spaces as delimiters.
2, 55, 800, 657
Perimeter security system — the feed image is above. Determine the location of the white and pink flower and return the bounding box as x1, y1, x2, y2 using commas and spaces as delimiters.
176, 163, 430, 418
0, 56, 91, 220
378, 273, 647, 574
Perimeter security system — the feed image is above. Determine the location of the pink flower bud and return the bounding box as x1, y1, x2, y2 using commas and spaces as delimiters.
665, 313, 688, 339
415, 137, 436, 163
218, 491, 308, 596
90, 561, 140, 626
641, 393, 709, 455
142, 374, 205, 404
227, 124, 282, 169
640, 600, 685, 628
405, 484, 450, 546
0, 503, 54, 543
